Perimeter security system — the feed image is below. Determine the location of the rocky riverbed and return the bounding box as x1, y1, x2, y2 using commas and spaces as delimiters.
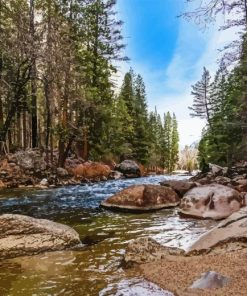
0, 175, 216, 296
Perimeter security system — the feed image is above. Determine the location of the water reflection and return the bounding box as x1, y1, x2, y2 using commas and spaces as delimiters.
0, 175, 217, 295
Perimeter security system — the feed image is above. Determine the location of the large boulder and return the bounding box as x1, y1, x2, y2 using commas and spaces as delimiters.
15, 150, 46, 171
71, 162, 111, 180
115, 160, 141, 178
101, 184, 180, 212
186, 209, 247, 255
179, 184, 242, 220
0, 214, 82, 259
160, 180, 196, 197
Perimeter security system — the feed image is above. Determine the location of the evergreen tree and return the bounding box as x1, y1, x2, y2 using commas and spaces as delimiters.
132, 74, 149, 164
163, 111, 172, 172
189, 67, 213, 126
170, 113, 179, 172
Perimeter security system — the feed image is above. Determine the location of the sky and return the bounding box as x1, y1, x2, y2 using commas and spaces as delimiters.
115, 0, 237, 147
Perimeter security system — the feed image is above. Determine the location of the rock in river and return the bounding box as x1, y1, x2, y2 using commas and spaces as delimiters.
0, 214, 82, 259
115, 160, 142, 178
160, 180, 196, 197
186, 208, 247, 255
179, 184, 242, 220
123, 237, 184, 268
101, 185, 180, 212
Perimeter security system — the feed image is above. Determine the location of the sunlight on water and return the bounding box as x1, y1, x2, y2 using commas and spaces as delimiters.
0, 175, 216, 296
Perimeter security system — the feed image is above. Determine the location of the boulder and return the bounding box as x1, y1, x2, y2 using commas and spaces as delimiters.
160, 180, 196, 197
179, 184, 242, 220
0, 214, 82, 259
57, 167, 69, 177
101, 185, 180, 212
209, 163, 223, 176
186, 209, 247, 255
115, 160, 141, 178
123, 237, 184, 267
39, 178, 49, 187
15, 150, 46, 172
108, 170, 123, 180
71, 162, 111, 180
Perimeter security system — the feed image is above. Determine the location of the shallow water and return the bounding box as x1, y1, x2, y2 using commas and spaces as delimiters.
0, 175, 216, 296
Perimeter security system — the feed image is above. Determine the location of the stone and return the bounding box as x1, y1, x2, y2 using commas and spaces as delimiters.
39, 178, 49, 187
115, 160, 141, 178
109, 170, 123, 180
71, 162, 111, 180
214, 176, 231, 185
179, 184, 242, 220
0, 180, 6, 188
15, 150, 46, 171
101, 185, 180, 212
0, 214, 82, 259
56, 167, 69, 177
209, 163, 223, 176
186, 208, 247, 255
123, 237, 184, 268
99, 278, 174, 296
160, 180, 196, 197
189, 271, 230, 290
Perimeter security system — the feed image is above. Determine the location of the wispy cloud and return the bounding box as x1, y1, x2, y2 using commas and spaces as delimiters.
115, 2, 237, 147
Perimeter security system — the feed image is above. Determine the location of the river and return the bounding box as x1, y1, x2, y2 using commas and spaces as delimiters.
0, 175, 216, 296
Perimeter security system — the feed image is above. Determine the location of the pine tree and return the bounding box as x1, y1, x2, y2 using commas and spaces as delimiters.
163, 111, 172, 172
170, 113, 179, 172
189, 67, 213, 126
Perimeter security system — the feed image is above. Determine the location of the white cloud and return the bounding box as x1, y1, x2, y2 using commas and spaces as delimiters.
115, 10, 237, 148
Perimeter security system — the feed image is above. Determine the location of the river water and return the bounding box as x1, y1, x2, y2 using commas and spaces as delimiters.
0, 175, 216, 296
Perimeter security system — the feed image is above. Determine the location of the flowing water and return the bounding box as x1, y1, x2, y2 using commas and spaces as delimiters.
0, 175, 216, 296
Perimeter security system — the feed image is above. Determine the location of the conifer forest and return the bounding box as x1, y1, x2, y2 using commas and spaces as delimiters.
0, 0, 179, 171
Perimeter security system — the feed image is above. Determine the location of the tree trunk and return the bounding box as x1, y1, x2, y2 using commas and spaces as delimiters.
30, 0, 38, 148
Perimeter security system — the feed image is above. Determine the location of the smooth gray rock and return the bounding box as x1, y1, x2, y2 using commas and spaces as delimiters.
0, 214, 82, 259
179, 184, 242, 220
115, 160, 141, 177
186, 208, 247, 254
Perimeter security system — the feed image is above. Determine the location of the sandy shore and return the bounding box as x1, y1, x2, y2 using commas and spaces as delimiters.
139, 249, 247, 296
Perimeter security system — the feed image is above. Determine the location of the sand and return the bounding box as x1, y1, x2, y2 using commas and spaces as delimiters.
139, 249, 247, 296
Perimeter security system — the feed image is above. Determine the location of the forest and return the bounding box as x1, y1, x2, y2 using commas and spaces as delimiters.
185, 0, 247, 169
0, 0, 179, 171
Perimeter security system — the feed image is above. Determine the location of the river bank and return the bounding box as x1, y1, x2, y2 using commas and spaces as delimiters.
0, 149, 151, 190
140, 249, 247, 296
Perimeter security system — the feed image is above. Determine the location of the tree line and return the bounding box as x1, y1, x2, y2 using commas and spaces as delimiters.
184, 0, 247, 169
0, 0, 179, 171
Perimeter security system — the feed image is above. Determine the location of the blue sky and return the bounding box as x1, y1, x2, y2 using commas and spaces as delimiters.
115, 0, 236, 147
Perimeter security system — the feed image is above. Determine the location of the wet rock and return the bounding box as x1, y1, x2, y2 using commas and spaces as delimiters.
123, 237, 184, 267
179, 184, 242, 220
189, 271, 230, 290
40, 178, 48, 186
109, 170, 123, 180
186, 208, 247, 255
57, 167, 69, 177
99, 278, 174, 296
160, 180, 196, 197
0, 214, 82, 259
71, 162, 111, 180
101, 185, 180, 212
115, 160, 141, 178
